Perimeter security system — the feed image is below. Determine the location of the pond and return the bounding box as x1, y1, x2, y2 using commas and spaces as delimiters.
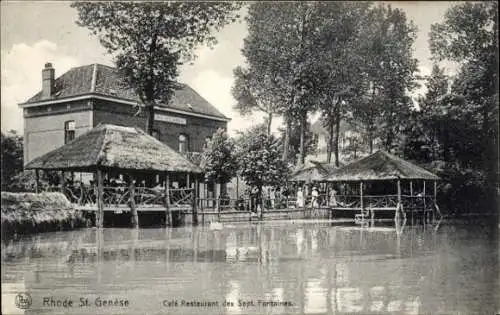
1, 220, 498, 314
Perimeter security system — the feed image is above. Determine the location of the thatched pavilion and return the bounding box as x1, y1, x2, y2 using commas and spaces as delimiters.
290, 161, 338, 183
25, 124, 202, 228
324, 150, 441, 224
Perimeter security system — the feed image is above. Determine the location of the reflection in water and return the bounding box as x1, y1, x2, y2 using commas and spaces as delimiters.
1, 222, 498, 314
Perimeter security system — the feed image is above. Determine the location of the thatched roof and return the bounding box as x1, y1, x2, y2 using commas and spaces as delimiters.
325, 150, 439, 181
25, 124, 202, 173
22, 64, 229, 120
290, 160, 340, 182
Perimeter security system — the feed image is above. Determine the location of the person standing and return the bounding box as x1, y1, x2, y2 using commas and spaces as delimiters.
329, 189, 339, 207
311, 186, 319, 208
251, 186, 259, 213
269, 187, 276, 209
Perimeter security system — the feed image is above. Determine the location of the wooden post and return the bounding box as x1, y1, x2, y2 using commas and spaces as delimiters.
410, 180, 414, 225
192, 177, 199, 226
433, 181, 437, 202
129, 173, 138, 228
165, 173, 171, 227
96, 168, 104, 228
396, 179, 402, 223
326, 184, 330, 207
215, 182, 221, 221
35, 169, 40, 193
360, 182, 364, 213
433, 180, 437, 223
200, 180, 205, 225
423, 180, 427, 223
186, 172, 190, 188
61, 171, 66, 194
260, 187, 264, 221
236, 176, 239, 199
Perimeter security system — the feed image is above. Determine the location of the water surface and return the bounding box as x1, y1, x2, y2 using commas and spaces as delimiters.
1, 221, 498, 314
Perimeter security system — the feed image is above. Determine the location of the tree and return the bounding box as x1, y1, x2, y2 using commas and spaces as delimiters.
279, 118, 316, 166
347, 4, 419, 155
202, 128, 238, 186
232, 66, 284, 135
1, 131, 24, 191
430, 1, 498, 165
400, 65, 449, 163
314, 1, 371, 166
240, 3, 328, 163
72, 2, 242, 135
428, 1, 498, 213
430, 2, 498, 64
235, 126, 289, 200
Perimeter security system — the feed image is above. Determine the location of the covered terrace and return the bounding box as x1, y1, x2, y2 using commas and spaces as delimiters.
25, 124, 203, 228
324, 150, 442, 225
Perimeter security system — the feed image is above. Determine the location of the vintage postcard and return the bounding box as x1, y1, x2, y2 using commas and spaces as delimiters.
1, 1, 498, 314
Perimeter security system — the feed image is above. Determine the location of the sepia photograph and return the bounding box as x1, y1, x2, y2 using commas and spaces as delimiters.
1, 1, 498, 314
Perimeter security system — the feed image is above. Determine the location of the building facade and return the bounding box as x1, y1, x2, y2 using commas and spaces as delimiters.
19, 63, 229, 165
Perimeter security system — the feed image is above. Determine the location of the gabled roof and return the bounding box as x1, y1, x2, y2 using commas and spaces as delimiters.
325, 150, 440, 181
25, 124, 202, 173
290, 160, 341, 182
22, 63, 229, 120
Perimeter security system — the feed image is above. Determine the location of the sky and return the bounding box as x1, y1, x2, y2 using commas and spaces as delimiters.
1, 1, 459, 135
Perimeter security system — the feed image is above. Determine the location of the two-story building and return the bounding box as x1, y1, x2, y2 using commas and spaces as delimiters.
19, 62, 230, 200
19, 63, 230, 165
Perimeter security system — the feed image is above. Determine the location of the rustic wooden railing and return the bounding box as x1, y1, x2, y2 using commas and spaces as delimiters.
47, 185, 438, 217
49, 185, 194, 209
364, 195, 399, 208
400, 195, 435, 211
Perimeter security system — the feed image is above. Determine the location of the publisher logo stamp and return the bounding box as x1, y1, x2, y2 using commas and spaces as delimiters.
15, 293, 32, 309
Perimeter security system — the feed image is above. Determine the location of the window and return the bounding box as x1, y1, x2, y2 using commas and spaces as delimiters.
64, 120, 75, 144
179, 134, 189, 153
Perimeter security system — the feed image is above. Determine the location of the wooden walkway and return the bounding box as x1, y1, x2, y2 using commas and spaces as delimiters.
75, 205, 191, 212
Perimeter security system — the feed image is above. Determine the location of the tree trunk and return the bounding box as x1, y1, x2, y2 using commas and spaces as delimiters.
334, 112, 341, 167
129, 174, 139, 228
327, 118, 334, 164
368, 128, 373, 154
145, 103, 155, 135
282, 115, 291, 161
299, 116, 306, 165
266, 112, 273, 136
259, 185, 263, 220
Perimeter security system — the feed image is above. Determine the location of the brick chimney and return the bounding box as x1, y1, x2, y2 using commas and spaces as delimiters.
42, 62, 55, 99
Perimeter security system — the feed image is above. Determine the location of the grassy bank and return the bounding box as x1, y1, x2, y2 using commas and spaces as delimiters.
1, 192, 91, 239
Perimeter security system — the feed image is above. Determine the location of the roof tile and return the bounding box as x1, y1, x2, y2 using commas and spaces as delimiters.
24, 63, 228, 119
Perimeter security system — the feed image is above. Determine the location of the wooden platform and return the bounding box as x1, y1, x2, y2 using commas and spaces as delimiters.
75, 205, 191, 212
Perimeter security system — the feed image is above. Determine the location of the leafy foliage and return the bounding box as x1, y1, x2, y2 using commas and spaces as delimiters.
232, 65, 284, 135
202, 128, 238, 184
1, 131, 24, 191
400, 1, 499, 215
235, 126, 290, 191
313, 2, 371, 165
354, 3, 419, 153
72, 2, 242, 134
239, 3, 335, 163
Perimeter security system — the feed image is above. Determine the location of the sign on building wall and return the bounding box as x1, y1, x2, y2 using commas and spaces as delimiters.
154, 113, 187, 125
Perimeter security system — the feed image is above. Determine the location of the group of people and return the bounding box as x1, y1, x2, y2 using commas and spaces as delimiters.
243, 183, 344, 212
295, 185, 336, 208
